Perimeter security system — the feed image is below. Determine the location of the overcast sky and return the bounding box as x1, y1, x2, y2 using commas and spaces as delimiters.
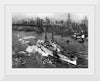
12, 12, 88, 23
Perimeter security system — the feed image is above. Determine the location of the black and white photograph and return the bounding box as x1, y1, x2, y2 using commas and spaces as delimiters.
0, 0, 99, 80
12, 12, 88, 68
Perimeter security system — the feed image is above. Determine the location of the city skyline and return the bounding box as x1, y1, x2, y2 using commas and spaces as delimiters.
12, 12, 88, 23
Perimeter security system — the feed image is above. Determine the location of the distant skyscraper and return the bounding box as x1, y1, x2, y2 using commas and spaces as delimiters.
67, 13, 71, 27
82, 16, 88, 26
68, 13, 71, 22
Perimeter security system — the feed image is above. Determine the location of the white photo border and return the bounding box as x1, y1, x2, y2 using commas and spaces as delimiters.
0, 0, 100, 80
5, 5, 94, 75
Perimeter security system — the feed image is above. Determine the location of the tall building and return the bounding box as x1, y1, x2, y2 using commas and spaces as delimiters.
67, 13, 71, 27
82, 16, 88, 26
68, 13, 71, 22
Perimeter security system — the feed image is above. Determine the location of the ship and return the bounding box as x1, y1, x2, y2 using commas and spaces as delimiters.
25, 30, 77, 65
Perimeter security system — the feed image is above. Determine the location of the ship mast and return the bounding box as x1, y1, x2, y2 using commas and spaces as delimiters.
44, 27, 48, 42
